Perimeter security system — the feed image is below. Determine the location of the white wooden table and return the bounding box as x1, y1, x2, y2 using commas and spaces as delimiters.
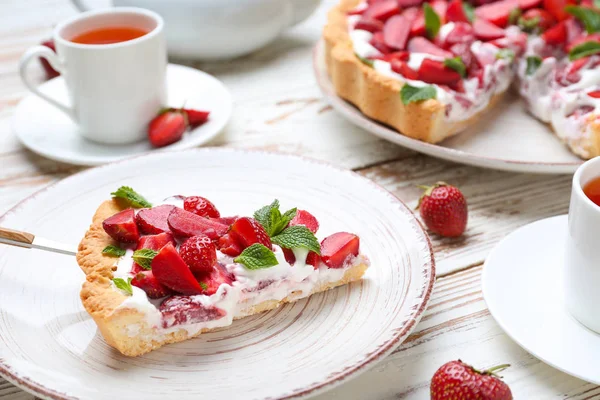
0, 0, 596, 398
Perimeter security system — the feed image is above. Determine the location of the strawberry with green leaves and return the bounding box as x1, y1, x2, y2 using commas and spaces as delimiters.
431, 360, 513, 400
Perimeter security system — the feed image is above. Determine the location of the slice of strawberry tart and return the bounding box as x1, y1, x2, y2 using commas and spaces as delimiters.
77, 187, 369, 356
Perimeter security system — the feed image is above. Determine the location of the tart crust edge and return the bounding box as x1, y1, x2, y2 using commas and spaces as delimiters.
76, 200, 368, 357
322, 0, 508, 143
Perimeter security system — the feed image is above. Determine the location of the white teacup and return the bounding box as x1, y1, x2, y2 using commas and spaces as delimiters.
565, 156, 600, 333
19, 8, 166, 145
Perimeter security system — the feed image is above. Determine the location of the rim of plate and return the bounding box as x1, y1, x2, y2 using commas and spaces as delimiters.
12, 63, 232, 167
0, 147, 436, 400
313, 41, 583, 174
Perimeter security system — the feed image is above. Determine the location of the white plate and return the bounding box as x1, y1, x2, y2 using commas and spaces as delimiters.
313, 41, 583, 174
483, 215, 600, 384
0, 148, 435, 400
13, 64, 232, 166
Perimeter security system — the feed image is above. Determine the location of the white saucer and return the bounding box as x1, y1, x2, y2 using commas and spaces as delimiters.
482, 215, 600, 384
12, 64, 232, 166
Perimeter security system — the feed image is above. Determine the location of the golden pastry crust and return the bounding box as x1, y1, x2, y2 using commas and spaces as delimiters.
77, 200, 368, 357
323, 0, 507, 143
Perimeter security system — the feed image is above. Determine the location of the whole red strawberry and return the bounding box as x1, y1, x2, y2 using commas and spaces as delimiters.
180, 235, 217, 276
431, 361, 512, 400
418, 182, 467, 237
184, 196, 220, 218
148, 110, 187, 147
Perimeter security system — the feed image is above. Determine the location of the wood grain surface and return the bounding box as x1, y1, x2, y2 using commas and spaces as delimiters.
0, 0, 591, 398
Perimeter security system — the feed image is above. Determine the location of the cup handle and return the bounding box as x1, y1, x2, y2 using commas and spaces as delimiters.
19, 46, 75, 121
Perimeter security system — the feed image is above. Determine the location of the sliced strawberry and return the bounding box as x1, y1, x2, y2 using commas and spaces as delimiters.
382, 51, 411, 61
402, 6, 421, 23
431, 0, 448, 24
519, 0, 542, 9
567, 33, 600, 52
541, 20, 567, 45
450, 43, 475, 68
183, 108, 210, 126
411, 10, 426, 36
103, 209, 140, 244
160, 296, 227, 328
418, 58, 463, 85
475, 0, 519, 27
473, 19, 506, 41
152, 243, 204, 295
544, 0, 573, 21
355, 17, 385, 32
289, 210, 320, 234
148, 110, 187, 148
565, 18, 584, 45
384, 15, 411, 50
320, 232, 360, 269
363, 0, 400, 21
198, 264, 235, 295
167, 207, 228, 240
370, 31, 393, 54
212, 216, 238, 226
408, 37, 454, 58
520, 9, 556, 31
439, 22, 475, 49
132, 232, 176, 273
183, 196, 220, 218
570, 56, 591, 74
391, 59, 420, 79
136, 205, 176, 234
306, 252, 322, 268
231, 217, 272, 249
131, 271, 173, 299
218, 234, 243, 257
283, 248, 296, 265
398, 0, 424, 6
588, 90, 600, 98
180, 235, 217, 276
446, 0, 470, 23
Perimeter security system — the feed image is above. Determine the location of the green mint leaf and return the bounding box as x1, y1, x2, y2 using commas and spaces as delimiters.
110, 186, 152, 208
199, 282, 208, 291
509, 8, 522, 25
355, 53, 374, 67
569, 40, 600, 60
400, 84, 437, 105
102, 245, 126, 257
496, 48, 515, 61
253, 200, 296, 237
443, 56, 467, 77
234, 244, 278, 270
566, 5, 600, 33
133, 249, 158, 270
113, 277, 133, 295
525, 56, 542, 75
463, 2, 475, 22
424, 3, 441, 39
518, 16, 540, 33
595, 0, 600, 9
271, 226, 321, 255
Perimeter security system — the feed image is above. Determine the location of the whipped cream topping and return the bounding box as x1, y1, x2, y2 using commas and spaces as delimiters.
110, 200, 369, 338
347, 15, 515, 123
518, 37, 600, 158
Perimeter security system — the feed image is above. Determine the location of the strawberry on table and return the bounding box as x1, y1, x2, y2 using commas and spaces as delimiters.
180, 235, 218, 276
184, 196, 220, 218
431, 360, 513, 400
148, 109, 187, 148
418, 182, 468, 237
103, 209, 140, 244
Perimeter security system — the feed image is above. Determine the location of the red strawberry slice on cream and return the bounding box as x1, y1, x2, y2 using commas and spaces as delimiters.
198, 264, 235, 295
136, 205, 176, 234
132, 232, 176, 273
567, 33, 600, 52
542, 20, 567, 45
446, 0, 470, 23
392, 59, 420, 79
103, 209, 140, 244
475, 0, 519, 27
382, 51, 411, 62
473, 19, 506, 41
370, 31, 393, 54
167, 207, 228, 240
384, 15, 411, 50
402, 7, 421, 24
411, 10, 426, 36
418, 59, 463, 85
544, 0, 574, 21
439, 22, 475, 49
408, 37, 454, 58
565, 17, 583, 46
364, 0, 400, 21
131, 271, 173, 299
218, 217, 272, 257
152, 243, 204, 295
355, 17, 385, 33
320, 232, 360, 269
587, 90, 600, 98
281, 210, 320, 264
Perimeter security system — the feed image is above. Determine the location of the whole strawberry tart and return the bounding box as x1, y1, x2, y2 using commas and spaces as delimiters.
76, 187, 369, 356
323, 0, 600, 158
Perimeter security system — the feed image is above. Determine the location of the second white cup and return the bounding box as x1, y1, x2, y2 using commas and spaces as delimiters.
19, 7, 167, 145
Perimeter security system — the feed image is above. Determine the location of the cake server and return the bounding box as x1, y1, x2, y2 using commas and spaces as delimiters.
0, 227, 77, 256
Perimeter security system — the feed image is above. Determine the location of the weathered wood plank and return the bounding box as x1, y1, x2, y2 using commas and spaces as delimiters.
359, 156, 572, 276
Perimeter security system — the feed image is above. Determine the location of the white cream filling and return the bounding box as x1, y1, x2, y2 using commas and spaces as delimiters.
110, 213, 369, 338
